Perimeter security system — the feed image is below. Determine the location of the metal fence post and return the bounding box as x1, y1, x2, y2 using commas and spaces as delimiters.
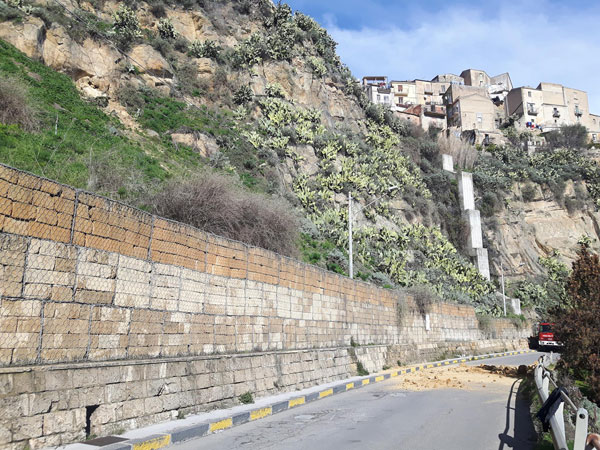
574, 408, 589, 450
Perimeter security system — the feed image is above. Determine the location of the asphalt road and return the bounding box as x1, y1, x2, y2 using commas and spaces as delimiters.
172, 352, 544, 450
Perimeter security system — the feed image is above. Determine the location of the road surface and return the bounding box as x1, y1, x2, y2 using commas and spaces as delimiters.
172, 352, 544, 450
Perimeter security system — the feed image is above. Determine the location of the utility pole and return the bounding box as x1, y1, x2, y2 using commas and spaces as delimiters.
348, 186, 399, 280
501, 260, 506, 316
348, 191, 353, 279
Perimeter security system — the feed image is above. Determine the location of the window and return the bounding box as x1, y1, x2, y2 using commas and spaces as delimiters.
476, 113, 483, 125
528, 91, 532, 97
441, 85, 446, 92
593, 134, 597, 142
377, 94, 380, 102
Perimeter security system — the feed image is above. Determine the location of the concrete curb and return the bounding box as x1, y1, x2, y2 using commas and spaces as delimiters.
76, 349, 536, 449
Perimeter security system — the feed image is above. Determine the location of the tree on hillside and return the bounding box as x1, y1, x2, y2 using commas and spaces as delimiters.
554, 243, 600, 402
545, 124, 588, 150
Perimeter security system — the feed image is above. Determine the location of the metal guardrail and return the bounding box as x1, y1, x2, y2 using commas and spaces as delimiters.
534, 353, 591, 450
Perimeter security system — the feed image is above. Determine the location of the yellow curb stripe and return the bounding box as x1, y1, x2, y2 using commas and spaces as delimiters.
132, 436, 171, 450
346, 382, 355, 390
289, 397, 305, 408
319, 389, 333, 398
426, 364, 433, 368
375, 376, 384, 382
209, 418, 233, 433
452, 360, 458, 364
250, 407, 272, 421
444, 361, 450, 365
391, 371, 398, 377
362, 379, 370, 385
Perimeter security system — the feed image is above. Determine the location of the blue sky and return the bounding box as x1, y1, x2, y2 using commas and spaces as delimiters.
286, 0, 600, 113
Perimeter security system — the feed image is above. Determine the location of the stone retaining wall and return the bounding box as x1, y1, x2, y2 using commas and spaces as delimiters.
0, 164, 531, 449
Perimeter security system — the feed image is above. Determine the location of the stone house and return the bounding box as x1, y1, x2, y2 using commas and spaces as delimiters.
506, 82, 600, 142
395, 104, 447, 131
362, 76, 393, 107
390, 79, 448, 109
432, 73, 465, 85
444, 84, 502, 144
390, 80, 418, 107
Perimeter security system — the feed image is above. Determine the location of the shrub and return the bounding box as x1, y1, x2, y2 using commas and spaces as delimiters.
554, 244, 600, 403
294, 12, 317, 31
189, 39, 220, 58
231, 33, 267, 68
264, 2, 292, 28
112, 5, 141, 41
406, 284, 440, 315
546, 124, 589, 150
265, 82, 286, 99
479, 191, 503, 217
157, 18, 177, 39
437, 134, 479, 169
548, 179, 566, 205
238, 391, 254, 404
233, 85, 253, 105
356, 361, 369, 376
0, 77, 38, 132
308, 56, 327, 77
521, 183, 537, 202
149, 0, 166, 17
151, 173, 299, 256
233, 0, 252, 14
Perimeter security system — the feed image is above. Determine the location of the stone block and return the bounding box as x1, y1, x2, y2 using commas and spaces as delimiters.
442, 154, 454, 172
458, 171, 475, 211
463, 209, 483, 249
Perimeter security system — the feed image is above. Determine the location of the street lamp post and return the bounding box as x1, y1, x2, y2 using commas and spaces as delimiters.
348, 191, 353, 279
348, 186, 399, 279
501, 260, 506, 316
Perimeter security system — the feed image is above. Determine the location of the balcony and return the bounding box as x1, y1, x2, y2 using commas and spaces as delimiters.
575, 108, 583, 116
527, 106, 539, 115
553, 110, 560, 118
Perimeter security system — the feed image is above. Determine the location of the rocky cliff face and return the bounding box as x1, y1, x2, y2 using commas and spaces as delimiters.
0, 0, 597, 311
485, 181, 600, 280
0, 0, 362, 129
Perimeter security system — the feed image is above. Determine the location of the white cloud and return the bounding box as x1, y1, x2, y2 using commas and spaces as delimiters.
326, 2, 600, 113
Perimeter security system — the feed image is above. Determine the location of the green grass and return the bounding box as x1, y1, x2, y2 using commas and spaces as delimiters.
0, 39, 183, 196
299, 233, 337, 267
356, 361, 369, 376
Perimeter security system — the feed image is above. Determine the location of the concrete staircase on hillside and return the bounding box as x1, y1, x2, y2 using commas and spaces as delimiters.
442, 154, 491, 280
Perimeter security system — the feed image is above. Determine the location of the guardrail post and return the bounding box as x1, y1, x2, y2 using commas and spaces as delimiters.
535, 366, 547, 400
534, 356, 588, 450
549, 402, 568, 450
574, 408, 589, 450
543, 374, 550, 398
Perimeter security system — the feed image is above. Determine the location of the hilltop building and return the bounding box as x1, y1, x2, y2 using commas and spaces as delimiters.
389, 79, 448, 108
363, 69, 599, 146
506, 83, 600, 142
362, 76, 393, 107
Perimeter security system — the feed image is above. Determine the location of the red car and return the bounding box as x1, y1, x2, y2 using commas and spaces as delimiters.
538, 322, 562, 348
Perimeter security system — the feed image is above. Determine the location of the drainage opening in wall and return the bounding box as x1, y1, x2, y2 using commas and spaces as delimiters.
85, 405, 99, 437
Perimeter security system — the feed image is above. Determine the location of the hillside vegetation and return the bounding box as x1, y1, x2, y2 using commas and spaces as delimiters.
1, 0, 600, 316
